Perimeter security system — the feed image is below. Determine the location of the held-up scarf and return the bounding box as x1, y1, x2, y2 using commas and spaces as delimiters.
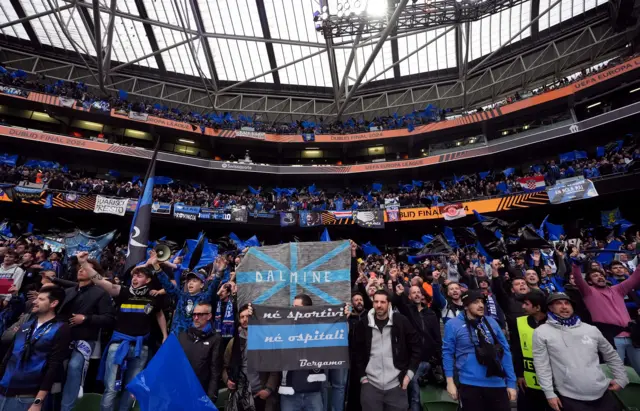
215, 299, 235, 338
129, 285, 149, 296
485, 295, 498, 318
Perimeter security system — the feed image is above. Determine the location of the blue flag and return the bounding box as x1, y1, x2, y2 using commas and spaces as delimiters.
601, 208, 622, 228
594, 240, 623, 266
421, 235, 434, 245
496, 182, 509, 193
127, 335, 218, 411
248, 186, 260, 195
177, 236, 218, 271
372, 183, 382, 192
362, 241, 381, 256
334, 198, 344, 211
125, 140, 159, 272
478, 171, 490, 180
473, 210, 486, 222
407, 240, 424, 249
596, 146, 605, 158
309, 184, 317, 195
503, 168, 515, 177
545, 221, 565, 241
43, 193, 53, 209
118, 89, 129, 101
443, 227, 458, 248
412, 180, 423, 188
320, 228, 331, 242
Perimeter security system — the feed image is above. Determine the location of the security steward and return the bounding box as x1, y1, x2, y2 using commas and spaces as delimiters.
512, 291, 553, 411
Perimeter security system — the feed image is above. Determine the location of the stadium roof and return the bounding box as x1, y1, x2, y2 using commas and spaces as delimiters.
0, 0, 623, 116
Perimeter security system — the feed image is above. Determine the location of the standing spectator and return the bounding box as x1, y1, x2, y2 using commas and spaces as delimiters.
443, 289, 517, 411
533, 292, 628, 411
392, 284, 441, 411
432, 279, 464, 324
157, 267, 218, 335
178, 302, 221, 404
224, 304, 280, 411
278, 294, 325, 411
510, 291, 552, 411
0, 286, 71, 410
352, 289, 421, 411
79, 252, 168, 411
346, 291, 370, 411
56, 258, 115, 411
0, 251, 25, 303
571, 261, 640, 374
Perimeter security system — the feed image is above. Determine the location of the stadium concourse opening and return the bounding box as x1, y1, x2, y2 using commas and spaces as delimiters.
0, 0, 640, 411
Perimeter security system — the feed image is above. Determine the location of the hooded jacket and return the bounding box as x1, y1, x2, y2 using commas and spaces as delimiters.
442, 312, 516, 389
177, 325, 222, 402
352, 306, 420, 390
532, 314, 628, 401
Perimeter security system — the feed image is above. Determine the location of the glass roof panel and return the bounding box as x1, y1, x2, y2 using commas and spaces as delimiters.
334, 38, 394, 87
0, 0, 29, 40
264, 0, 324, 43
143, 0, 196, 28
152, 27, 210, 77
274, 44, 331, 86
398, 27, 456, 75
197, 0, 263, 36
19, 0, 95, 55
467, 1, 531, 61
99, 14, 157, 68
538, 0, 607, 30
208, 38, 272, 82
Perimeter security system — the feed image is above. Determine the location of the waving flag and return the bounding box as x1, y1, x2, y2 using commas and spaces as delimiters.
517, 176, 546, 192
320, 228, 331, 242
439, 203, 466, 220
125, 138, 159, 272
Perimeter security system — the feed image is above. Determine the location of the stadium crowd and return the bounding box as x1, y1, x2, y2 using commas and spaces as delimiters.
0, 135, 637, 212
0, 54, 634, 136
0, 209, 638, 411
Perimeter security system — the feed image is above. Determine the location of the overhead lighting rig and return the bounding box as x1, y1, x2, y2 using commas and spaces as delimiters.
314, 0, 526, 39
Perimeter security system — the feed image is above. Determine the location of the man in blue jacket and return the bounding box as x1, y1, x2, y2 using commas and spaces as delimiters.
443, 289, 517, 411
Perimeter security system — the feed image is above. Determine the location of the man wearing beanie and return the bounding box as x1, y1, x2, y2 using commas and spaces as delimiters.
532, 292, 628, 411
443, 289, 517, 411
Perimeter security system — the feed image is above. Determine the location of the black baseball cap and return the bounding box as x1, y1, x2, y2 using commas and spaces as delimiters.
461, 289, 486, 306
546, 292, 573, 305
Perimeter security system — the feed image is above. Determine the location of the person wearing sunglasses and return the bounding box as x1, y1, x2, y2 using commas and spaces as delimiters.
177, 301, 222, 405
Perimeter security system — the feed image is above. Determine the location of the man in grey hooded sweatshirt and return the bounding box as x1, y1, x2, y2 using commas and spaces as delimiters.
532, 292, 628, 411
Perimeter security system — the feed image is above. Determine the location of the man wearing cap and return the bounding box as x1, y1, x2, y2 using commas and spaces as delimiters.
157, 262, 220, 335
443, 289, 517, 411
532, 292, 628, 411
511, 291, 552, 411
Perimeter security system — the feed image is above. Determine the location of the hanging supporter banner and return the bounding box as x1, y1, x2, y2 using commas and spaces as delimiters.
0, 85, 29, 98
129, 111, 149, 121
43, 238, 65, 253
94, 195, 128, 216
126, 200, 138, 213
330, 211, 353, 219
58, 97, 75, 108
13, 186, 43, 200
90, 101, 110, 113
384, 197, 400, 208
198, 207, 229, 220
299, 211, 323, 227
517, 176, 546, 192
231, 207, 248, 223
280, 212, 297, 227
236, 130, 266, 140
386, 206, 400, 222
248, 304, 349, 372
440, 203, 466, 221
173, 203, 200, 221
151, 202, 171, 214
235, 240, 352, 307
64, 193, 79, 203
547, 177, 599, 204
250, 211, 277, 219
353, 209, 385, 229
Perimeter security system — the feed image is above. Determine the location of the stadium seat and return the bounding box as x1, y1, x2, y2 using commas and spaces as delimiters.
420, 386, 458, 411
72, 393, 102, 411
600, 364, 640, 410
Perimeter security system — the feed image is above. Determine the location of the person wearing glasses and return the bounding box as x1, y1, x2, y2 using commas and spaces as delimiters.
177, 301, 222, 404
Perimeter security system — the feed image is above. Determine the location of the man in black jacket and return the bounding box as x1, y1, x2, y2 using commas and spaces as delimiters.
353, 289, 420, 411
178, 301, 221, 403
392, 284, 441, 411
56, 258, 115, 411
347, 291, 371, 411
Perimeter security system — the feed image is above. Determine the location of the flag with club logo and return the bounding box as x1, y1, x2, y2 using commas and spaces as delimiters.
353, 209, 385, 229
439, 203, 466, 220
235, 241, 352, 307
516, 176, 546, 192
124, 138, 159, 272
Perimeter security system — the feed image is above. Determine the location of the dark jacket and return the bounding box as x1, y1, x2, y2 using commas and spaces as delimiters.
352, 309, 421, 383
392, 293, 441, 362
178, 326, 222, 402
56, 282, 115, 342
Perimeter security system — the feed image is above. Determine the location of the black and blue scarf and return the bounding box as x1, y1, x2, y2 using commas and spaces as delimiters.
214, 299, 235, 338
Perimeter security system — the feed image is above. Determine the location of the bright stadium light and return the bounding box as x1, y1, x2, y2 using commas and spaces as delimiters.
366, 0, 387, 16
